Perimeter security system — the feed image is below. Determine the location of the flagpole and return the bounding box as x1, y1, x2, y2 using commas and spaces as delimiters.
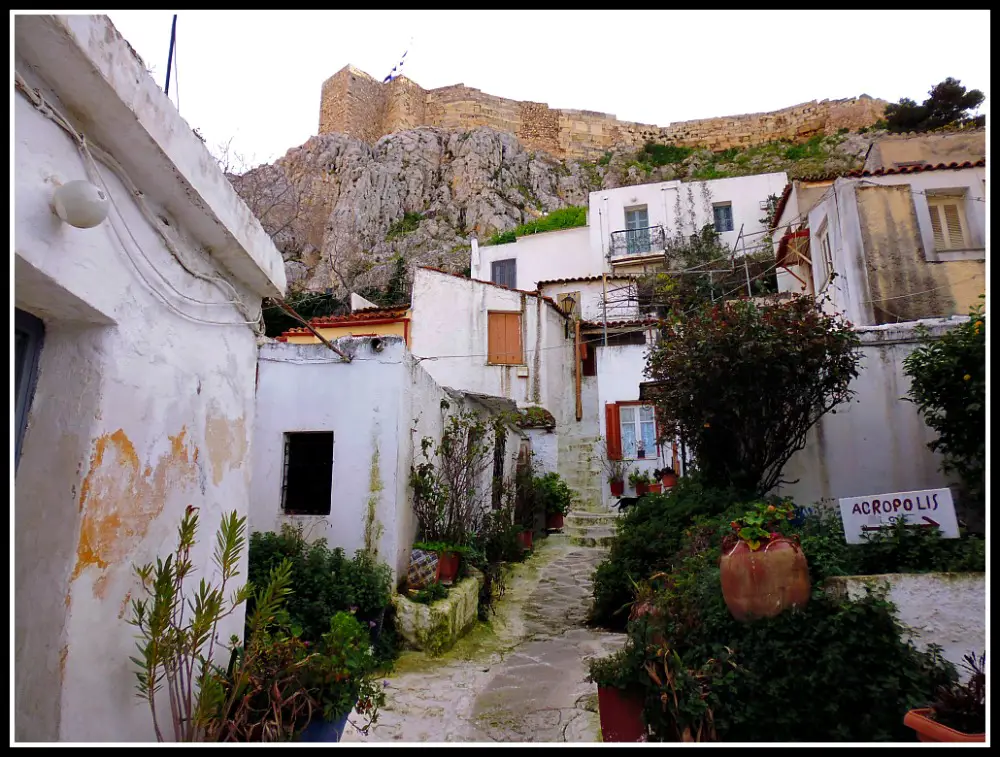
164, 14, 178, 96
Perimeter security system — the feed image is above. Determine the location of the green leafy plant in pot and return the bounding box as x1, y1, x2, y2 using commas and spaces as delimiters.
628, 469, 651, 496
719, 499, 810, 622
904, 652, 985, 742
587, 643, 648, 742
534, 472, 573, 531
413, 541, 468, 585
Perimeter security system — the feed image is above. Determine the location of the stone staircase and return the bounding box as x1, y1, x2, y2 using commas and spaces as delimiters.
557, 434, 618, 548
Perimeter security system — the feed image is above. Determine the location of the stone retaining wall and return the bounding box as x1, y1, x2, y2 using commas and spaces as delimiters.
393, 568, 483, 655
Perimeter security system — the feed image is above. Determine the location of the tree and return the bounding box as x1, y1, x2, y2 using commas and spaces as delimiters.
644, 296, 861, 496
903, 300, 985, 517
884, 77, 985, 133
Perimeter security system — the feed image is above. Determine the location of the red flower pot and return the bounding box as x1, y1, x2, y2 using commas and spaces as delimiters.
903, 708, 985, 742
610, 479, 625, 497
661, 472, 678, 488
647, 483, 662, 494
435, 551, 460, 585
546, 513, 565, 531
517, 530, 533, 550
635, 482, 649, 496
719, 537, 810, 622
597, 685, 646, 742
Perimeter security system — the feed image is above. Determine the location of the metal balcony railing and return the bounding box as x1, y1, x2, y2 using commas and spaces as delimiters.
609, 225, 666, 258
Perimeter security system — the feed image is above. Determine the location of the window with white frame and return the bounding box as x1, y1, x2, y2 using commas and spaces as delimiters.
816, 219, 833, 289
926, 192, 972, 251
624, 205, 651, 254
620, 405, 657, 459
713, 203, 734, 233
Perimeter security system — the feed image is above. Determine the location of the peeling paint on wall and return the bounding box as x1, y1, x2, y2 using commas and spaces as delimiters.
205, 409, 248, 485
364, 443, 385, 556
71, 427, 199, 596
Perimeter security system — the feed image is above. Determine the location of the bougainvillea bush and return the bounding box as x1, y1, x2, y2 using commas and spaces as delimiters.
644, 296, 861, 496
903, 300, 985, 511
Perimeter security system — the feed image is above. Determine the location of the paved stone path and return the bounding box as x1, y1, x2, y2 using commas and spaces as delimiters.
343, 535, 624, 743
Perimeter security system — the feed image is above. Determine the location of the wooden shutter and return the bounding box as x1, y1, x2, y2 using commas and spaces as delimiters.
488, 312, 522, 364
942, 204, 966, 248
928, 204, 947, 250
928, 199, 968, 251
605, 403, 622, 460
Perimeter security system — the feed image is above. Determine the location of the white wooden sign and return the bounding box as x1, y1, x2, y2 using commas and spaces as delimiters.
838, 488, 959, 545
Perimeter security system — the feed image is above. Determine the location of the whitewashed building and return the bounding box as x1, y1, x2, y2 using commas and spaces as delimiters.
250, 336, 522, 582
14, 15, 285, 742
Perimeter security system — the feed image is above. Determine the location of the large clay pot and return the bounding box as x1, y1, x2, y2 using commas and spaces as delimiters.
661, 472, 678, 488
597, 686, 646, 742
546, 513, 565, 531
647, 483, 662, 494
635, 482, 649, 497
517, 529, 533, 550
610, 479, 625, 497
719, 537, 810, 622
903, 709, 985, 743
435, 551, 460, 585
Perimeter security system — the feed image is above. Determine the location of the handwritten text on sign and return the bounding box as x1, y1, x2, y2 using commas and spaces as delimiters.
838, 488, 959, 545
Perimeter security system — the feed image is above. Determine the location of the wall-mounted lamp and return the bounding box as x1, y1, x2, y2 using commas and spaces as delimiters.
52, 180, 110, 229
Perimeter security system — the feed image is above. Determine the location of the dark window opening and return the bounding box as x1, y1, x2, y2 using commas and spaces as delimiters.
491, 258, 517, 289
492, 425, 507, 509
604, 330, 648, 347
15, 308, 45, 471
281, 432, 334, 515
581, 340, 597, 377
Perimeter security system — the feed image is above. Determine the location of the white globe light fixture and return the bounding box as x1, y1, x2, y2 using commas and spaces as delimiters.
52, 180, 110, 229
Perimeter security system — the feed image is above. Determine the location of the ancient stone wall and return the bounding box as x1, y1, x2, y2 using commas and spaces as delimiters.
318, 65, 889, 160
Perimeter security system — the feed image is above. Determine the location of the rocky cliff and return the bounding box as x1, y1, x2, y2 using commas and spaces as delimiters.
232, 125, 875, 299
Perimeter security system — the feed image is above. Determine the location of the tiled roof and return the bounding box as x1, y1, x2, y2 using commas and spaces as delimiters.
797, 159, 985, 182
580, 317, 662, 330
536, 275, 636, 287
775, 229, 811, 269
769, 183, 794, 231
279, 306, 409, 338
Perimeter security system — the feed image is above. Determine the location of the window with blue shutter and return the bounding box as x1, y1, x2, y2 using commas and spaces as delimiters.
713, 203, 734, 233
491, 258, 517, 289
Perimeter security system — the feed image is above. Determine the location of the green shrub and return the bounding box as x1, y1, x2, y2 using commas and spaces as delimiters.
485, 229, 517, 246
386, 211, 424, 240
598, 151, 614, 166
247, 526, 397, 666
620, 509, 960, 742
466, 504, 525, 620
483, 206, 588, 246
903, 301, 985, 509
588, 476, 748, 630
640, 142, 693, 166
410, 582, 449, 605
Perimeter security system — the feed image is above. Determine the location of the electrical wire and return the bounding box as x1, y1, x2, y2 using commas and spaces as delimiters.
15, 70, 264, 334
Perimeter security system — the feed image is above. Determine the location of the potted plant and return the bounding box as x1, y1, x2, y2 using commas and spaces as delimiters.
599, 440, 629, 497
587, 646, 647, 742
647, 472, 663, 495
517, 527, 534, 551
719, 500, 810, 622
904, 652, 985, 742
608, 470, 626, 497
413, 540, 465, 585
628, 469, 651, 497
657, 465, 678, 489
300, 612, 387, 742
535, 472, 573, 531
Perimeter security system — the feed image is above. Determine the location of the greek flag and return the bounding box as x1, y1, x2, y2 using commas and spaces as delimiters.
383, 49, 408, 83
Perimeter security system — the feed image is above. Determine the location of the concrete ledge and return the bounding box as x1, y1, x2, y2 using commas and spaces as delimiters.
393, 568, 483, 656
824, 572, 985, 677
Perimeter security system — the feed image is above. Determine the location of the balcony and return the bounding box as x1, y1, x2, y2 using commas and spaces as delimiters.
609, 225, 666, 259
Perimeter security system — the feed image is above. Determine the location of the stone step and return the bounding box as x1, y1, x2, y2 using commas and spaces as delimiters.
566, 525, 616, 541
566, 511, 618, 527
569, 533, 616, 548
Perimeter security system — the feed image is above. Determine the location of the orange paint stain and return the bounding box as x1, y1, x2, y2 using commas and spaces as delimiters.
71, 426, 199, 593
59, 645, 69, 683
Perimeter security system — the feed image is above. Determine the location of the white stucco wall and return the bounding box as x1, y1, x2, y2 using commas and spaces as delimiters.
595, 339, 667, 507
251, 339, 407, 577
825, 572, 985, 680
251, 337, 523, 583
14, 16, 284, 743
525, 428, 559, 474
539, 279, 639, 323
471, 226, 598, 288
775, 319, 966, 509
808, 168, 986, 325
410, 267, 573, 417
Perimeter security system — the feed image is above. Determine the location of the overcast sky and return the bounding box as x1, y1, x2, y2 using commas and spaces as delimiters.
109, 10, 990, 168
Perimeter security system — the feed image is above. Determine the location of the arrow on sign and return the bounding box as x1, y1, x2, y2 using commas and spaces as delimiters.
861, 517, 940, 533
922, 516, 940, 527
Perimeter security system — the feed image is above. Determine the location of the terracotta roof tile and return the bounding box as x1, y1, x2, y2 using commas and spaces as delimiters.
536, 275, 636, 287
280, 305, 409, 337
797, 159, 984, 183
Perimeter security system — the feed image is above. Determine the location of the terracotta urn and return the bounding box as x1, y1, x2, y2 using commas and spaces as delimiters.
610, 479, 625, 497
719, 536, 810, 622
903, 709, 985, 743
435, 551, 460, 585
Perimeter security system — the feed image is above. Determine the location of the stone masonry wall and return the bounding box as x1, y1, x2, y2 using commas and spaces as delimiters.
319, 65, 889, 159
